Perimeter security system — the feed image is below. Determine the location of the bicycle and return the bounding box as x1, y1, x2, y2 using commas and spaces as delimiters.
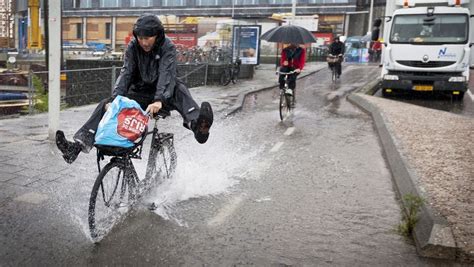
220, 58, 241, 86
277, 70, 297, 121
88, 110, 177, 242
327, 54, 342, 82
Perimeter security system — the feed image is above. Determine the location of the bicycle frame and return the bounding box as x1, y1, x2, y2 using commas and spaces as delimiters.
95, 113, 173, 190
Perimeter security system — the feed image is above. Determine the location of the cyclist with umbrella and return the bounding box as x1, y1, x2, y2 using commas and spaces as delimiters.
279, 44, 305, 96
260, 24, 316, 97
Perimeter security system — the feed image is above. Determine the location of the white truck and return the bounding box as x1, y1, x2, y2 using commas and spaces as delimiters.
377, 0, 474, 99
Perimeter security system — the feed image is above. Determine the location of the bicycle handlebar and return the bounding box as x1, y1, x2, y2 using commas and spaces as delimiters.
147, 109, 171, 120
276, 70, 298, 75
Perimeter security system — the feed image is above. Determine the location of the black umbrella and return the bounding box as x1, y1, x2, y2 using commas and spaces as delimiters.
261, 24, 317, 44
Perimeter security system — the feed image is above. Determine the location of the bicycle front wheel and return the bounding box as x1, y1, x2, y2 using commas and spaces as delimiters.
279, 92, 290, 121
220, 69, 232, 86
147, 135, 177, 186
88, 161, 135, 242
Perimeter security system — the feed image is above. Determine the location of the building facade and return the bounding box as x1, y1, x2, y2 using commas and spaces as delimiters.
0, 0, 14, 47
61, 0, 361, 50
12, 0, 386, 51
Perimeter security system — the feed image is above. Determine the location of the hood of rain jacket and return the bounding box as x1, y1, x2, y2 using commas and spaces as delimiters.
113, 14, 176, 102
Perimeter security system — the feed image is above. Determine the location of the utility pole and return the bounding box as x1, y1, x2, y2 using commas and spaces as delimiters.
368, 0, 374, 34
48, 0, 60, 141
231, 0, 234, 19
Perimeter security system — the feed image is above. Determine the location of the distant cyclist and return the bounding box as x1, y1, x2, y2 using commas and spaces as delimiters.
328, 36, 345, 78
278, 43, 306, 96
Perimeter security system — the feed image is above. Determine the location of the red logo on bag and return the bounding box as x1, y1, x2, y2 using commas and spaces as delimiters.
117, 108, 149, 141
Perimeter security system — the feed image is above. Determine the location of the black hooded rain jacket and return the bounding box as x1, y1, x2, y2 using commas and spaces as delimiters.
113, 15, 176, 103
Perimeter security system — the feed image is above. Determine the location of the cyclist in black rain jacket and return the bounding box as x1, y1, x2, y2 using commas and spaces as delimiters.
55, 14, 214, 164
328, 36, 345, 78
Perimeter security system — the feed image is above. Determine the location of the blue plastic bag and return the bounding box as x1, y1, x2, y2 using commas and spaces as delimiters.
95, 95, 149, 148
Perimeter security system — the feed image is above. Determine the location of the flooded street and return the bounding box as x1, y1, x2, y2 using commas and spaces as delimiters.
70, 65, 454, 265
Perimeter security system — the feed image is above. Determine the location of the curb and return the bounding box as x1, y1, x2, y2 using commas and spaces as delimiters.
347, 92, 457, 260
225, 67, 325, 117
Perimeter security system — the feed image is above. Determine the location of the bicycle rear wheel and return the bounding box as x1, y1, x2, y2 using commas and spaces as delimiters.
220, 69, 231, 86
146, 134, 177, 187
88, 161, 135, 241
231, 66, 240, 84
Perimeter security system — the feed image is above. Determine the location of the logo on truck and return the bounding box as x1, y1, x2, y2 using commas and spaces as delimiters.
438, 48, 456, 59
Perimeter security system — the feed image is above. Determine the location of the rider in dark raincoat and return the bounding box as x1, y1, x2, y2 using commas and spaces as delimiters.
56, 14, 214, 164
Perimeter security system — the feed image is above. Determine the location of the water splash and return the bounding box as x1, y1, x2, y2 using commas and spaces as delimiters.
146, 120, 261, 224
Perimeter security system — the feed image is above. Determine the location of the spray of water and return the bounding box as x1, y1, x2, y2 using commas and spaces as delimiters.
146, 120, 261, 224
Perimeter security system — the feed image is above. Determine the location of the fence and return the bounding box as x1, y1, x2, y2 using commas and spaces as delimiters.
0, 62, 254, 116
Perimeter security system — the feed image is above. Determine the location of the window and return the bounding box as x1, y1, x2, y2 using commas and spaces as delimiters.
269, 0, 292, 3
196, 0, 219, 5
76, 23, 83, 39
390, 14, 468, 45
100, 0, 121, 7
236, 0, 258, 4
131, 0, 152, 7
162, 0, 185, 6
308, 0, 349, 3
105, 23, 111, 39
73, 0, 91, 8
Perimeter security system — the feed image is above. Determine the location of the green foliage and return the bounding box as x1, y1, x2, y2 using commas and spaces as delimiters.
26, 74, 67, 113
397, 193, 424, 237
32, 75, 48, 112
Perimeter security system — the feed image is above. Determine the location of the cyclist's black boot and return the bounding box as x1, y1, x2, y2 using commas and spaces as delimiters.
192, 102, 213, 144
56, 130, 82, 164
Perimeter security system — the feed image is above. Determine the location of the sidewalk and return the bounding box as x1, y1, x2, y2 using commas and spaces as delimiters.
0, 62, 326, 201
349, 82, 474, 262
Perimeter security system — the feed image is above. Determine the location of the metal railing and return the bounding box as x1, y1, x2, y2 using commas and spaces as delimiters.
0, 64, 211, 116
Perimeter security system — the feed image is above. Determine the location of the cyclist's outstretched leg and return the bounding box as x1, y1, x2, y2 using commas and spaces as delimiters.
166, 80, 214, 144
56, 98, 110, 164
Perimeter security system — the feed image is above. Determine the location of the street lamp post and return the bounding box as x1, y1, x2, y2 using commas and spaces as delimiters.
48, 0, 61, 141
368, 0, 374, 34
291, 0, 296, 24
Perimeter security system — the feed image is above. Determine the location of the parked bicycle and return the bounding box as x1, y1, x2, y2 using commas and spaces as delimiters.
327, 54, 343, 82
277, 70, 297, 121
220, 58, 241, 86
88, 110, 177, 242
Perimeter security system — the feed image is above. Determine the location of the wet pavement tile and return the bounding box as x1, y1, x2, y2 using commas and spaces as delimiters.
0, 164, 24, 173
0, 171, 17, 182
6, 175, 40, 186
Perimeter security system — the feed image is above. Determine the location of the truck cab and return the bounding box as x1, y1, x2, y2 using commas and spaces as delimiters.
380, 0, 473, 99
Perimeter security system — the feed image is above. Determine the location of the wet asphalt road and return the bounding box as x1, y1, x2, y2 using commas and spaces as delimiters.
2, 65, 468, 266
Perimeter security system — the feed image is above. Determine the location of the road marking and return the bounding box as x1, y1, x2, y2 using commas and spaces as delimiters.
208, 195, 244, 226
284, 127, 295, 136
270, 142, 284, 153
14, 192, 49, 204
468, 90, 474, 102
